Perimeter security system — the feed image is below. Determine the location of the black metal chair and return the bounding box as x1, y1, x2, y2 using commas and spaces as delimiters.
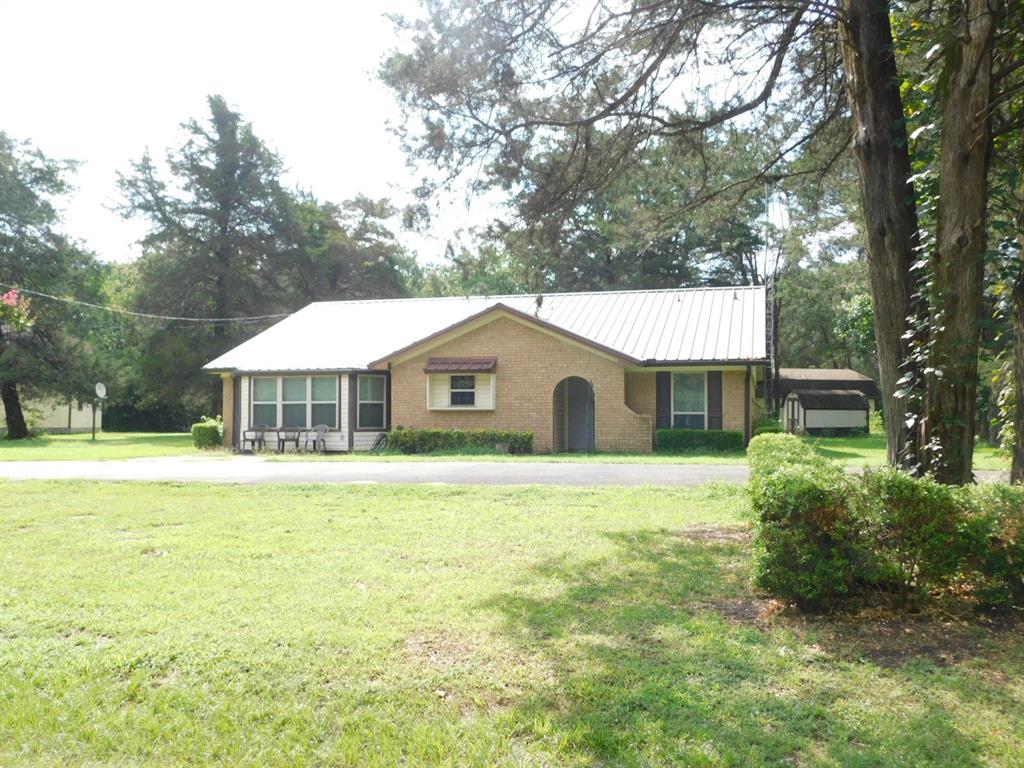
304, 424, 329, 454
242, 424, 269, 453
277, 425, 301, 453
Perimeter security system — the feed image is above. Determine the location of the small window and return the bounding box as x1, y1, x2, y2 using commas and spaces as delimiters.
672, 373, 706, 430
357, 375, 386, 429
252, 377, 278, 427
449, 375, 476, 407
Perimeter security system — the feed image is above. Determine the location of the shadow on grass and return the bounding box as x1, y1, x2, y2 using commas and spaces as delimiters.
486, 527, 1010, 766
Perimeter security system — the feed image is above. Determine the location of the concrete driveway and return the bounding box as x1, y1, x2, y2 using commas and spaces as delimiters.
0, 455, 751, 487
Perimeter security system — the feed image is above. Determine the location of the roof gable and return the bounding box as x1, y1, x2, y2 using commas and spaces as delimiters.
204, 286, 767, 373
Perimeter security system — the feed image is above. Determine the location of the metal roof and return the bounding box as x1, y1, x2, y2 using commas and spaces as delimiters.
791, 389, 870, 410
203, 286, 767, 372
776, 368, 879, 400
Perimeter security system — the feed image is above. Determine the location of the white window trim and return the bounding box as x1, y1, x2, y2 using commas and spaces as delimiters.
251, 375, 339, 429
356, 374, 387, 430
671, 372, 707, 430
426, 373, 496, 411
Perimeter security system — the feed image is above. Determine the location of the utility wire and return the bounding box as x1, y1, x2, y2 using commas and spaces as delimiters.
0, 283, 292, 324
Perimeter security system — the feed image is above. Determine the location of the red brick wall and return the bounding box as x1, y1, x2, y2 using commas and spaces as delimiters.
389, 316, 652, 453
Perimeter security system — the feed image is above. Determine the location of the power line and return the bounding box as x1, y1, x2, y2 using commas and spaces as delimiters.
0, 283, 292, 324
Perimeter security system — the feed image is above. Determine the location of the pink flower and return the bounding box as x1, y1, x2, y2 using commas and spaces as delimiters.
1, 290, 17, 307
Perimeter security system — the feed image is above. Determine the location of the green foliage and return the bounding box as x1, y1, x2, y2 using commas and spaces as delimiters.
747, 435, 867, 610
116, 97, 412, 421
775, 258, 874, 372
655, 429, 744, 453
749, 435, 1024, 611
386, 428, 533, 455
860, 468, 960, 604
190, 416, 223, 450
958, 484, 1024, 612
0, 132, 107, 438
752, 412, 781, 437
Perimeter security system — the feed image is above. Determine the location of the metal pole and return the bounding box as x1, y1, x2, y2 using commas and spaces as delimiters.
92, 402, 97, 441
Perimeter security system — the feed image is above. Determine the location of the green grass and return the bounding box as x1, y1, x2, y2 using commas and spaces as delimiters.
804, 432, 1010, 471
0, 432, 199, 461
2, 481, 1021, 767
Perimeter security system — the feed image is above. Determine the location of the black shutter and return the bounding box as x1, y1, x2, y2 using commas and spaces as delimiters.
707, 371, 723, 430
655, 371, 672, 429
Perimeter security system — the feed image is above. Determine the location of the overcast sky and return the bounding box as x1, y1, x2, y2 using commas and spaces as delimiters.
0, 0, 486, 265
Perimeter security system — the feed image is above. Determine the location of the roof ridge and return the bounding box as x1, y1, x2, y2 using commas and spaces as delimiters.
306, 285, 764, 308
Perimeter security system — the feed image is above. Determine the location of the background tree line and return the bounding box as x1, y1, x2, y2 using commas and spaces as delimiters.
2, 96, 416, 436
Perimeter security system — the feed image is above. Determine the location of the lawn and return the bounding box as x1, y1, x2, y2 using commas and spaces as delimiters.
2, 481, 1021, 767
0, 432, 198, 461
803, 432, 1010, 471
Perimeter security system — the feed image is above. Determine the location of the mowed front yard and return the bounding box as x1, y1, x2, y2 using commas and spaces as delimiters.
2, 481, 1022, 767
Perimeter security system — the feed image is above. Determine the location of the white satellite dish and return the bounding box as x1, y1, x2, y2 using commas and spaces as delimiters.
95, 382, 107, 399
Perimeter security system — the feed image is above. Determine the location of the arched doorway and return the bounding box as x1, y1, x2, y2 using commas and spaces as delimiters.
553, 376, 595, 452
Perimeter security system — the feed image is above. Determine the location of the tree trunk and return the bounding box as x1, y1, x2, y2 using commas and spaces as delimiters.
924, 0, 1001, 485
1, 381, 29, 439
838, 1, 922, 469
1012, 267, 1024, 484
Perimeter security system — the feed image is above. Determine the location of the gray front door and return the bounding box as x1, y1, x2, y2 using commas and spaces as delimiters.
566, 377, 595, 451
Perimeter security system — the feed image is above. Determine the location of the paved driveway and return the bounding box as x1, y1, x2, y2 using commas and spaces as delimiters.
0, 457, 1008, 487
0, 455, 751, 487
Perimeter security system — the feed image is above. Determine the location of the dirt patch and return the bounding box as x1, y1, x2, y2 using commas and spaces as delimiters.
403, 631, 476, 670
695, 594, 1021, 668
795, 611, 1022, 669
694, 597, 784, 627
675, 524, 751, 545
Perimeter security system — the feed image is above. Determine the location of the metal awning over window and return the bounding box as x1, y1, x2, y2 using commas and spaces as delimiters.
423, 356, 497, 373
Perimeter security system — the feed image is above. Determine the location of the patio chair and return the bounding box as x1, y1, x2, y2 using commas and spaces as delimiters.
305, 424, 329, 454
242, 424, 269, 453
276, 425, 301, 453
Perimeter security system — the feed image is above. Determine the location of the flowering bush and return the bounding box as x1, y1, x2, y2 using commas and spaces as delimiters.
0, 288, 33, 335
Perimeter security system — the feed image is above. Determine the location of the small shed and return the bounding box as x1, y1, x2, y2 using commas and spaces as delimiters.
784, 389, 870, 436
775, 368, 879, 409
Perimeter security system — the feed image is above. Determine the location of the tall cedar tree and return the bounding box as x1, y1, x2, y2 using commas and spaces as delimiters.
118, 95, 295, 412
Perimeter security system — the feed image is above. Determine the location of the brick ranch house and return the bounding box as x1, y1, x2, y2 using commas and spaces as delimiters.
204, 286, 770, 453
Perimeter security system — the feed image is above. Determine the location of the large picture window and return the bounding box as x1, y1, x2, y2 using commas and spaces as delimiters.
357, 375, 386, 429
250, 375, 338, 429
449, 375, 476, 407
672, 372, 706, 429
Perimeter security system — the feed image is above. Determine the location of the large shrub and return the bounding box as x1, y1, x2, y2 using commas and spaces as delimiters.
958, 484, 1024, 611
748, 435, 868, 610
861, 468, 961, 605
387, 428, 533, 455
191, 416, 223, 449
655, 428, 744, 453
748, 433, 1024, 612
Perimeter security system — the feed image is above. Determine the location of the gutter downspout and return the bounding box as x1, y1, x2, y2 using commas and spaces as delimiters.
744, 365, 752, 447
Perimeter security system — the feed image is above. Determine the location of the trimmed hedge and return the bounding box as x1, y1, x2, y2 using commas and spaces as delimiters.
748, 433, 1024, 612
748, 436, 868, 609
191, 416, 223, 449
655, 428, 744, 453
387, 428, 533, 455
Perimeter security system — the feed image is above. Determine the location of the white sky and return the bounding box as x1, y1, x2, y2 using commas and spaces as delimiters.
0, 0, 488, 265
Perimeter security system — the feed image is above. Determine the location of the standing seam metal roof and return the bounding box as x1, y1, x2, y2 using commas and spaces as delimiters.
203, 286, 767, 372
